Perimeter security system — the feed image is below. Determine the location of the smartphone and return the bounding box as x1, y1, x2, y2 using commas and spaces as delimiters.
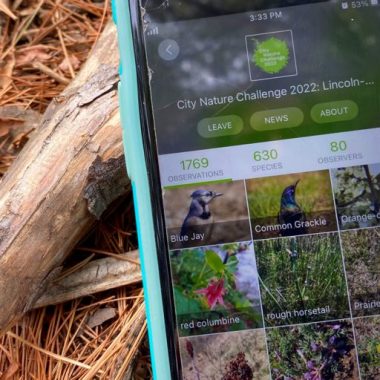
113, 0, 380, 378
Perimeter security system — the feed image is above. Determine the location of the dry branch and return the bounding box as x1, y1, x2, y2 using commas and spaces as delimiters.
0, 22, 128, 332
34, 251, 142, 309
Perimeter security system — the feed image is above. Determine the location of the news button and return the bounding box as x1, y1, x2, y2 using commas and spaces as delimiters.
250, 107, 304, 131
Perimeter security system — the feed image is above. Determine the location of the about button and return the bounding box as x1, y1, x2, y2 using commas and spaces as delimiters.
198, 115, 243, 138
311, 100, 358, 124
250, 107, 304, 131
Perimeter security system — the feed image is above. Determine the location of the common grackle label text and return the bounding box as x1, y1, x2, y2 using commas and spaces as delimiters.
254, 216, 328, 236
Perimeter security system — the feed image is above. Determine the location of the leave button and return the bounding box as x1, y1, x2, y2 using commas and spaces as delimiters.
311, 100, 358, 124
198, 115, 243, 138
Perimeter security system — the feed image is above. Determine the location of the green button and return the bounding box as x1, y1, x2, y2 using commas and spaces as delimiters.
250, 107, 304, 131
198, 115, 243, 138
311, 100, 358, 124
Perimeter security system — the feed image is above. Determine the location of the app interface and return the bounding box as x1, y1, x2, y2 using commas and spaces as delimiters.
143, 1, 380, 378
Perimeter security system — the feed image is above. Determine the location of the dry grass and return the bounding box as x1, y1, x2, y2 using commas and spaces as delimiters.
1, 290, 147, 379
0, 0, 112, 178
0, 1, 152, 379
0, 0, 110, 112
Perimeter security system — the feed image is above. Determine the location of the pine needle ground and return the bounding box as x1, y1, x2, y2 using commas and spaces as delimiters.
0, 1, 151, 378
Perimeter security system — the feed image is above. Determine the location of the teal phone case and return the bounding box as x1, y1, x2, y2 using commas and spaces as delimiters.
112, 1, 172, 378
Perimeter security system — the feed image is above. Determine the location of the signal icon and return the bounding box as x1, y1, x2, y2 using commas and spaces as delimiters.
147, 26, 159, 36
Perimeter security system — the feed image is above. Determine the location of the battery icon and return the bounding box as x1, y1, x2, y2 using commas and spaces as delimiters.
342, 1, 349, 9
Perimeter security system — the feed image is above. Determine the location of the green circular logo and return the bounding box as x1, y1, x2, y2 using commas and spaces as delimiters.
253, 37, 290, 74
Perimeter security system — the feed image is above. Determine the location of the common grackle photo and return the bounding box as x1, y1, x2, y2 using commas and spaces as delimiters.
278, 180, 307, 236
180, 190, 222, 239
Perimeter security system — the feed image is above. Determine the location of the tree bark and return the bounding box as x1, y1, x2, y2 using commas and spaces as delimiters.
0, 22, 129, 332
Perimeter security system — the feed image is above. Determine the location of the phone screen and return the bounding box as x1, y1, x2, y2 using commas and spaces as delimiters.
137, 0, 380, 378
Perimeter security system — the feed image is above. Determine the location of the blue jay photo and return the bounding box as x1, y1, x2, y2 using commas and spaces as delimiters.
180, 190, 222, 238
164, 181, 252, 249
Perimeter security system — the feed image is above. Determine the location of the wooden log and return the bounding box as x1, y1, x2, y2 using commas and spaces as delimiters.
0, 22, 129, 332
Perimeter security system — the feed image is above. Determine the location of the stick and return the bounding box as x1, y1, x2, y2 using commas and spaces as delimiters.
34, 251, 142, 309
32, 61, 70, 85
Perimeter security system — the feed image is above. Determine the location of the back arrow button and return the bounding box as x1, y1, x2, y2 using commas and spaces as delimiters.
158, 39, 180, 61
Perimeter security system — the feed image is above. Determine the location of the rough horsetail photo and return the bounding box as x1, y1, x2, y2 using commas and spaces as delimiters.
255, 233, 350, 327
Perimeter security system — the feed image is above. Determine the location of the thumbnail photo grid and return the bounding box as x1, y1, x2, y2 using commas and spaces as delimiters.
171, 242, 263, 337
331, 163, 380, 230
341, 228, 380, 317
163, 163, 380, 378
255, 233, 350, 327
354, 316, 380, 380
267, 321, 360, 380
163, 181, 251, 250
179, 330, 270, 380
246, 170, 337, 239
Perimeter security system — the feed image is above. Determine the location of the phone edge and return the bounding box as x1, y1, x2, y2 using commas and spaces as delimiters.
113, 1, 172, 378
